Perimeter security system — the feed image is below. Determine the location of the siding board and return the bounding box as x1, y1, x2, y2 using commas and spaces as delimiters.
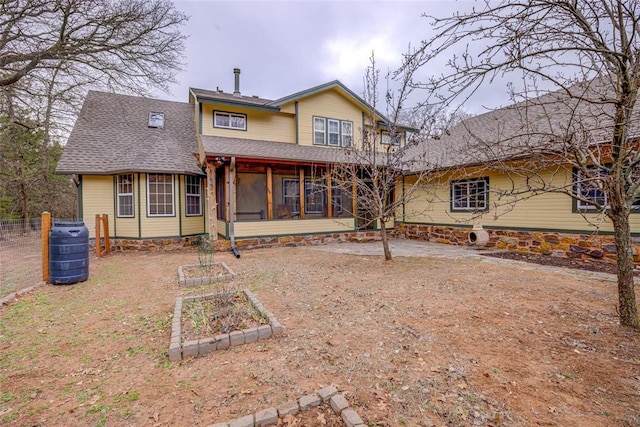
403, 168, 640, 233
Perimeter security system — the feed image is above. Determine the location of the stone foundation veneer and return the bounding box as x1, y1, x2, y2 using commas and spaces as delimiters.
108, 231, 383, 253
395, 223, 640, 265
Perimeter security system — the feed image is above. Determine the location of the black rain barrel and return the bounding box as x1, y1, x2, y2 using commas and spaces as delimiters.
49, 221, 89, 285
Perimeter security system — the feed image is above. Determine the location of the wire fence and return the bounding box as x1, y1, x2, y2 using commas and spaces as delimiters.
0, 218, 43, 298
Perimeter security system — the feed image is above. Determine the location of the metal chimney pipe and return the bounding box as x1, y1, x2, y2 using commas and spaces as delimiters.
233, 68, 241, 96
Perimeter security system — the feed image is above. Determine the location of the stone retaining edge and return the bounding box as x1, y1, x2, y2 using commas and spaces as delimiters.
208, 385, 366, 427
177, 262, 238, 286
169, 288, 284, 362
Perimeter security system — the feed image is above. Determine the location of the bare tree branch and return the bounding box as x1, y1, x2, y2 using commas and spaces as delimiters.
406, 0, 640, 327
0, 0, 188, 93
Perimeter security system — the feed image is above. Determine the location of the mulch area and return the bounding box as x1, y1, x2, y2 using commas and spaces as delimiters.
482, 251, 640, 276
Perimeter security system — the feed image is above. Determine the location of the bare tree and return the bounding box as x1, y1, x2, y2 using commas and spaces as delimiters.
331, 55, 430, 261
0, 0, 188, 218
406, 0, 640, 328
398, 104, 472, 141
0, 0, 187, 91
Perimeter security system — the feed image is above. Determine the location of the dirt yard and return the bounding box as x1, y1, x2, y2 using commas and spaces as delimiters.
1, 243, 639, 426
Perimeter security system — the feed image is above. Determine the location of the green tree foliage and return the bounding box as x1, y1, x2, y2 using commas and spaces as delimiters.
0, 114, 76, 219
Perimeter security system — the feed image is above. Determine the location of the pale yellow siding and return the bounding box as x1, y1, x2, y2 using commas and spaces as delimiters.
233, 218, 355, 238
403, 168, 640, 234
198, 87, 406, 154
279, 103, 296, 115
113, 173, 139, 238
81, 175, 115, 239
178, 176, 207, 236
83, 174, 207, 239
138, 174, 181, 238
295, 89, 364, 148
216, 219, 227, 238
114, 216, 139, 238
200, 104, 295, 143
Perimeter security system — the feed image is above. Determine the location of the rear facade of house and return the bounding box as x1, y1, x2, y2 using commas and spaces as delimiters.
57, 69, 408, 248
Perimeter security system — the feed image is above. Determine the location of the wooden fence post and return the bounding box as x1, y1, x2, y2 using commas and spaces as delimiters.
95, 214, 101, 257
102, 214, 110, 254
95, 214, 111, 257
41, 212, 51, 282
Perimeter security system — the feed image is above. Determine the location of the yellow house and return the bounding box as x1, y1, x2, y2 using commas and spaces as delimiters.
57, 69, 410, 249
397, 81, 640, 262
56, 92, 206, 249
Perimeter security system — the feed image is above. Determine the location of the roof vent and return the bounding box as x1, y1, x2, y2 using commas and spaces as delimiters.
148, 112, 164, 128
233, 68, 241, 96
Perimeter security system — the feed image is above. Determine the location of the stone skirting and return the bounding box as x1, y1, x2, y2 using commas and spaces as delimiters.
395, 223, 640, 265
106, 231, 383, 253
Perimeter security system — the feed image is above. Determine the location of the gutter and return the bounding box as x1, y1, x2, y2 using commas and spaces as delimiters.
228, 157, 240, 258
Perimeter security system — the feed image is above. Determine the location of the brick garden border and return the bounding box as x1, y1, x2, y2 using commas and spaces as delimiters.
169, 289, 284, 362
209, 385, 366, 427
177, 262, 237, 286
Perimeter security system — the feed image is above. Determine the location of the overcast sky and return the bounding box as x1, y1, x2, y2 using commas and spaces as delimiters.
163, 0, 511, 115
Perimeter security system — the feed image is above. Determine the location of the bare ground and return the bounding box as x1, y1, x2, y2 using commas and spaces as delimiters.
1, 244, 639, 426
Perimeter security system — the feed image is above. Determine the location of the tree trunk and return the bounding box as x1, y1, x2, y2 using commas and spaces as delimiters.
611, 211, 639, 328
379, 218, 393, 261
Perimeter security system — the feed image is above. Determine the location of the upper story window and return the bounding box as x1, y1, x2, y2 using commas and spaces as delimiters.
313, 116, 353, 147
341, 121, 353, 147
451, 178, 488, 212
381, 131, 400, 146
116, 174, 134, 217
313, 117, 326, 145
147, 174, 174, 216
185, 176, 202, 216
214, 111, 246, 130
328, 119, 340, 146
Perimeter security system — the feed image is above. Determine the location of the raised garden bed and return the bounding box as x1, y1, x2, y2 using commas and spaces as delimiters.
177, 261, 237, 286
169, 289, 284, 361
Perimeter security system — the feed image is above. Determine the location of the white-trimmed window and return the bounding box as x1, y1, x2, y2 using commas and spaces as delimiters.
451, 178, 488, 211
575, 166, 640, 211
575, 169, 607, 210
341, 121, 353, 147
305, 179, 325, 213
147, 174, 174, 216
185, 176, 202, 216
328, 119, 340, 146
282, 179, 300, 214
381, 131, 401, 146
214, 111, 246, 130
313, 117, 353, 146
313, 117, 326, 145
116, 174, 134, 217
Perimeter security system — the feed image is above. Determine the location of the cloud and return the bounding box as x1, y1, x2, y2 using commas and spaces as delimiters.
321, 34, 399, 83
158, 0, 512, 113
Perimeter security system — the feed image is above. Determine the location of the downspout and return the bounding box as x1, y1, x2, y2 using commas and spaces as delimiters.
229, 157, 240, 258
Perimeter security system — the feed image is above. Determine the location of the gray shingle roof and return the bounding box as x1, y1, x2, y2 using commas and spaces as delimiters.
200, 135, 352, 164
409, 78, 640, 172
189, 87, 276, 109
56, 91, 203, 175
